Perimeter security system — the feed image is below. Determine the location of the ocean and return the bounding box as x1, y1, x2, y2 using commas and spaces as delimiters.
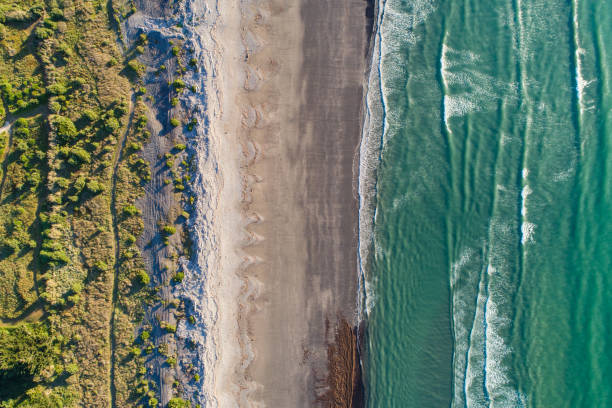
361, 0, 612, 406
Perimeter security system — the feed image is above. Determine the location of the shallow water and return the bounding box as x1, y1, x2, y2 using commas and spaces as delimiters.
363, 0, 612, 406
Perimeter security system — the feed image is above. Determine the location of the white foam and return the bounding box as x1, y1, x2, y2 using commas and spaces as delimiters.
572, 0, 595, 112
452, 222, 528, 407
521, 222, 536, 244
440, 45, 518, 134
520, 185, 531, 217
357, 0, 437, 318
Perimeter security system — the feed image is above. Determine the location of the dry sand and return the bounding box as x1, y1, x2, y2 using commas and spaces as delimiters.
212, 0, 372, 405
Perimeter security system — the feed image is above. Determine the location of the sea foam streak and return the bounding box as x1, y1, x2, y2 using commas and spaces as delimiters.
572, 0, 595, 113
451, 223, 527, 408
441, 45, 518, 133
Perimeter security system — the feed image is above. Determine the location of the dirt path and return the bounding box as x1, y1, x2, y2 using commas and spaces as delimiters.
108, 95, 136, 408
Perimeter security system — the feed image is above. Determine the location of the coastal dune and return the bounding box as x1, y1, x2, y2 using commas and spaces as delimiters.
213, 0, 372, 405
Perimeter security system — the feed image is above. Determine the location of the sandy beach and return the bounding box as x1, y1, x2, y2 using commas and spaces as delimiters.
213, 0, 372, 405
126, 0, 372, 405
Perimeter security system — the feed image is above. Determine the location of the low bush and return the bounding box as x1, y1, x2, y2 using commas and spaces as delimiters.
123, 205, 141, 216
172, 79, 185, 91
104, 116, 120, 133
70, 147, 92, 164
52, 115, 78, 143
168, 398, 191, 408
135, 269, 150, 285
86, 180, 104, 194
161, 225, 176, 235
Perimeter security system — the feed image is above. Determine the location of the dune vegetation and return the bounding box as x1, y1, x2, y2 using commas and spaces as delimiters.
0, 0, 155, 406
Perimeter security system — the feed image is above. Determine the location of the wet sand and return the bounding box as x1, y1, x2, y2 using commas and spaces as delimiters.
215, 0, 372, 405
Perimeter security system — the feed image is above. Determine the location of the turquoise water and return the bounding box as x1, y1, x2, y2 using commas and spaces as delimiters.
362, 0, 612, 406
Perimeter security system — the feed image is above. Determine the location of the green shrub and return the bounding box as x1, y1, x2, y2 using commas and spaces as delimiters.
2, 238, 20, 253
168, 398, 191, 408
148, 397, 158, 407
35, 27, 54, 40
135, 269, 150, 285
93, 261, 109, 272
140, 330, 150, 341
65, 363, 79, 375
71, 78, 86, 88
127, 59, 144, 77
71, 282, 83, 294
128, 142, 142, 151
40, 249, 70, 264
47, 83, 67, 95
114, 101, 129, 117
171, 97, 178, 107
161, 225, 176, 235
82, 109, 98, 122
74, 176, 87, 192
104, 116, 120, 133
187, 118, 198, 131
86, 180, 105, 194
49, 8, 64, 20
171, 46, 180, 56
14, 126, 30, 139
0, 324, 54, 378
157, 343, 168, 356
70, 147, 92, 164
50, 101, 61, 113
136, 115, 148, 129
14, 139, 28, 152
173, 272, 184, 283
166, 356, 177, 365
67, 294, 80, 305
52, 116, 78, 143
172, 79, 185, 91
56, 177, 70, 189
174, 143, 186, 151
123, 205, 141, 216
170, 118, 180, 127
